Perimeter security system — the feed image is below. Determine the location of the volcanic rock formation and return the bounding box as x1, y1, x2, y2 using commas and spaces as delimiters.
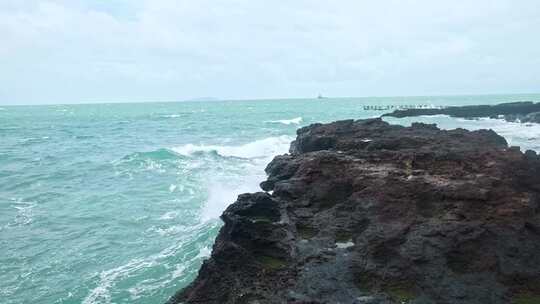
382, 101, 540, 124
168, 118, 540, 304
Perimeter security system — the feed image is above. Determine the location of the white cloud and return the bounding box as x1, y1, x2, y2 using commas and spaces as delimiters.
0, 0, 539, 104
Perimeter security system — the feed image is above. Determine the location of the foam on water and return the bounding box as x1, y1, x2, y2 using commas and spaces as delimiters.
79, 134, 295, 303
159, 114, 182, 118
202, 178, 261, 221
6, 198, 36, 228
385, 115, 540, 152
172, 136, 293, 221
3, 96, 540, 304
83, 222, 218, 304
455, 118, 540, 150
159, 211, 179, 220
267, 116, 303, 125
172, 135, 292, 159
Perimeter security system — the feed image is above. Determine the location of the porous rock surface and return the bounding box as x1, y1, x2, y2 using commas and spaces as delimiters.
168, 119, 540, 304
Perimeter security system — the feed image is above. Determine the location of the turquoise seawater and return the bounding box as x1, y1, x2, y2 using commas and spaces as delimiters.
2, 95, 540, 304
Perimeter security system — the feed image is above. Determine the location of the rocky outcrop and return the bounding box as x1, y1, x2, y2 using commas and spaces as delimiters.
382, 101, 540, 123
168, 119, 540, 304
506, 111, 540, 124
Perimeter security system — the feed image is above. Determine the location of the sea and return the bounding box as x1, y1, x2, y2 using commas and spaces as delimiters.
2, 94, 540, 304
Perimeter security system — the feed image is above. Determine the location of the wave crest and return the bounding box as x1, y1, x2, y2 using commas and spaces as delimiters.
171, 135, 293, 159
267, 117, 303, 125
119, 149, 180, 162
173, 136, 293, 221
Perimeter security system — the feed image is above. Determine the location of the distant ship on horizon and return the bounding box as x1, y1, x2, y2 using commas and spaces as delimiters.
317, 94, 327, 99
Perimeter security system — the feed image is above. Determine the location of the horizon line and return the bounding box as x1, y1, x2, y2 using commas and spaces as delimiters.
2, 92, 540, 107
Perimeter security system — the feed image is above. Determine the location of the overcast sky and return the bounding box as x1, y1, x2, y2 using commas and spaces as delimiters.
1, 0, 539, 105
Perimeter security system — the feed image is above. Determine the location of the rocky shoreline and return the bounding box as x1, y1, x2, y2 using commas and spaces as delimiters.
168, 118, 540, 304
382, 101, 540, 124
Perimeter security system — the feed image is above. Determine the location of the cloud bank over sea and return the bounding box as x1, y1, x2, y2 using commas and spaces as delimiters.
1, 0, 539, 104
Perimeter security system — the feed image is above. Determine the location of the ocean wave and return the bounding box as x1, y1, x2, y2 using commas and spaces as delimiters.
267, 117, 303, 125
82, 222, 218, 304
20, 136, 50, 145
172, 136, 293, 221
111, 136, 294, 268
113, 149, 184, 176
171, 135, 293, 159
117, 149, 181, 163
114, 136, 292, 178
159, 210, 180, 220
460, 118, 540, 151
159, 114, 182, 118
201, 178, 264, 221
2, 198, 37, 229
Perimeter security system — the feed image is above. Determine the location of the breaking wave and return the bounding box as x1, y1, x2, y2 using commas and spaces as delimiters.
171, 136, 293, 221
172, 136, 293, 159
267, 117, 303, 125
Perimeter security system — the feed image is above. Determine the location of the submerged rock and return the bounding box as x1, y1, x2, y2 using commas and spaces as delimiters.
382, 101, 540, 123
168, 119, 540, 304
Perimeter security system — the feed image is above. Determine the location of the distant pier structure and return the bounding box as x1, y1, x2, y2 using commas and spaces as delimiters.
362, 104, 444, 111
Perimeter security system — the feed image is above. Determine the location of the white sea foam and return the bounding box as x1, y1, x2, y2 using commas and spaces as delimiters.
201, 178, 263, 221
195, 246, 212, 260
142, 160, 165, 172
172, 135, 292, 159
452, 118, 540, 151
83, 223, 216, 304
171, 136, 293, 221
159, 211, 179, 220
385, 116, 540, 152
149, 224, 186, 236
8, 198, 36, 227
417, 114, 449, 118
83, 253, 172, 304
267, 117, 303, 125
183, 136, 293, 221
171, 264, 186, 279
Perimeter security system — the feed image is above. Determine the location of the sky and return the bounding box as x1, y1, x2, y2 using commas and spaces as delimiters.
0, 0, 539, 105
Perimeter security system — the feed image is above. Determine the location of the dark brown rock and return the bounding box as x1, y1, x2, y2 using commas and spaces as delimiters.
168, 119, 540, 304
382, 101, 540, 124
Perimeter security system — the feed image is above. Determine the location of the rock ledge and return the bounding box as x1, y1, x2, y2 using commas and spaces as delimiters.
382, 101, 540, 123
168, 119, 540, 304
